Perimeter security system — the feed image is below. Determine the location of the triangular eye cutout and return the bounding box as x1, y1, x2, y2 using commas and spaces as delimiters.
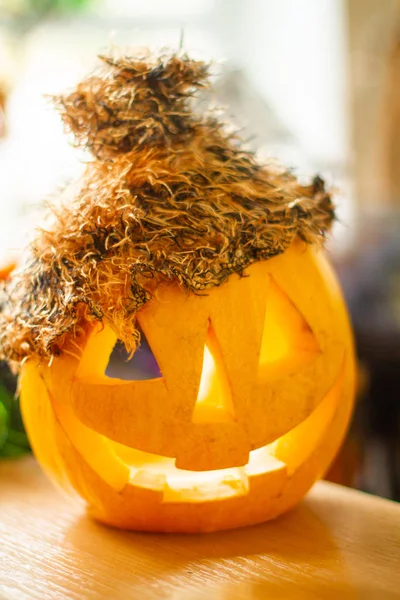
259, 278, 320, 377
192, 322, 234, 423
105, 324, 162, 381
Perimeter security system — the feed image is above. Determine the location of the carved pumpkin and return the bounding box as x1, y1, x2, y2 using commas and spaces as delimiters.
0, 51, 354, 532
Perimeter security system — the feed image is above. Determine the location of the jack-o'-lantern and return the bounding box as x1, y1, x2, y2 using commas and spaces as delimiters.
0, 51, 354, 532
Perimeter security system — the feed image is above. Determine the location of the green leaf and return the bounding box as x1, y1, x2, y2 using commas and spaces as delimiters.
0, 440, 30, 458
0, 402, 8, 449
0, 364, 31, 457
7, 429, 30, 449
0, 382, 12, 414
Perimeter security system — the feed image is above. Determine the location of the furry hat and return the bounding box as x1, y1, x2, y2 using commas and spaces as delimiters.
0, 49, 334, 365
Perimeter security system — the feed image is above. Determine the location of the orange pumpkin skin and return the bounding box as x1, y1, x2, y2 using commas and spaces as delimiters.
0, 259, 16, 280
20, 241, 355, 532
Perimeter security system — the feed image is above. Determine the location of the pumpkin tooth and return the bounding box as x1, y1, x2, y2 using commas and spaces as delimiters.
129, 469, 166, 492
162, 467, 249, 503
245, 449, 286, 477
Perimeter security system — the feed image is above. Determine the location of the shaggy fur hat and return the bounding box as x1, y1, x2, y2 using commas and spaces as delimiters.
0, 49, 334, 364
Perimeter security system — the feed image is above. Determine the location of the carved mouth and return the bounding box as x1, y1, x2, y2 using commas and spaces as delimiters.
49, 347, 343, 503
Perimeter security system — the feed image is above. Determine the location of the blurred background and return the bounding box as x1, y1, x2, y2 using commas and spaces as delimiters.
1, 0, 400, 499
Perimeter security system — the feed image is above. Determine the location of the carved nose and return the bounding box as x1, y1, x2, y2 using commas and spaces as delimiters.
191, 326, 235, 425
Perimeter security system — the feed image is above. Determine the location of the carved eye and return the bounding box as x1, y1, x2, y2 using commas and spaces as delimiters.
106, 325, 162, 381
259, 277, 320, 378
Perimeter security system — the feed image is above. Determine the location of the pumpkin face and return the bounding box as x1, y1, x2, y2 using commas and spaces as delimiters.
20, 241, 354, 532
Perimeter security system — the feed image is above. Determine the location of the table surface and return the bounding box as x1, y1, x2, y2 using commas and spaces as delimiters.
1, 457, 400, 600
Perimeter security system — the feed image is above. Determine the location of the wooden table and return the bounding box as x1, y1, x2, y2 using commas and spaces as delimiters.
1, 457, 400, 599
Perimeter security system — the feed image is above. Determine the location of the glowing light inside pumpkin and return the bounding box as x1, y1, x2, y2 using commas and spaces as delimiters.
258, 278, 319, 377
192, 328, 234, 424
259, 315, 290, 366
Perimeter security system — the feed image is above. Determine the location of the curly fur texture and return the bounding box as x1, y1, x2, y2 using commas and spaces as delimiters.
0, 49, 335, 365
